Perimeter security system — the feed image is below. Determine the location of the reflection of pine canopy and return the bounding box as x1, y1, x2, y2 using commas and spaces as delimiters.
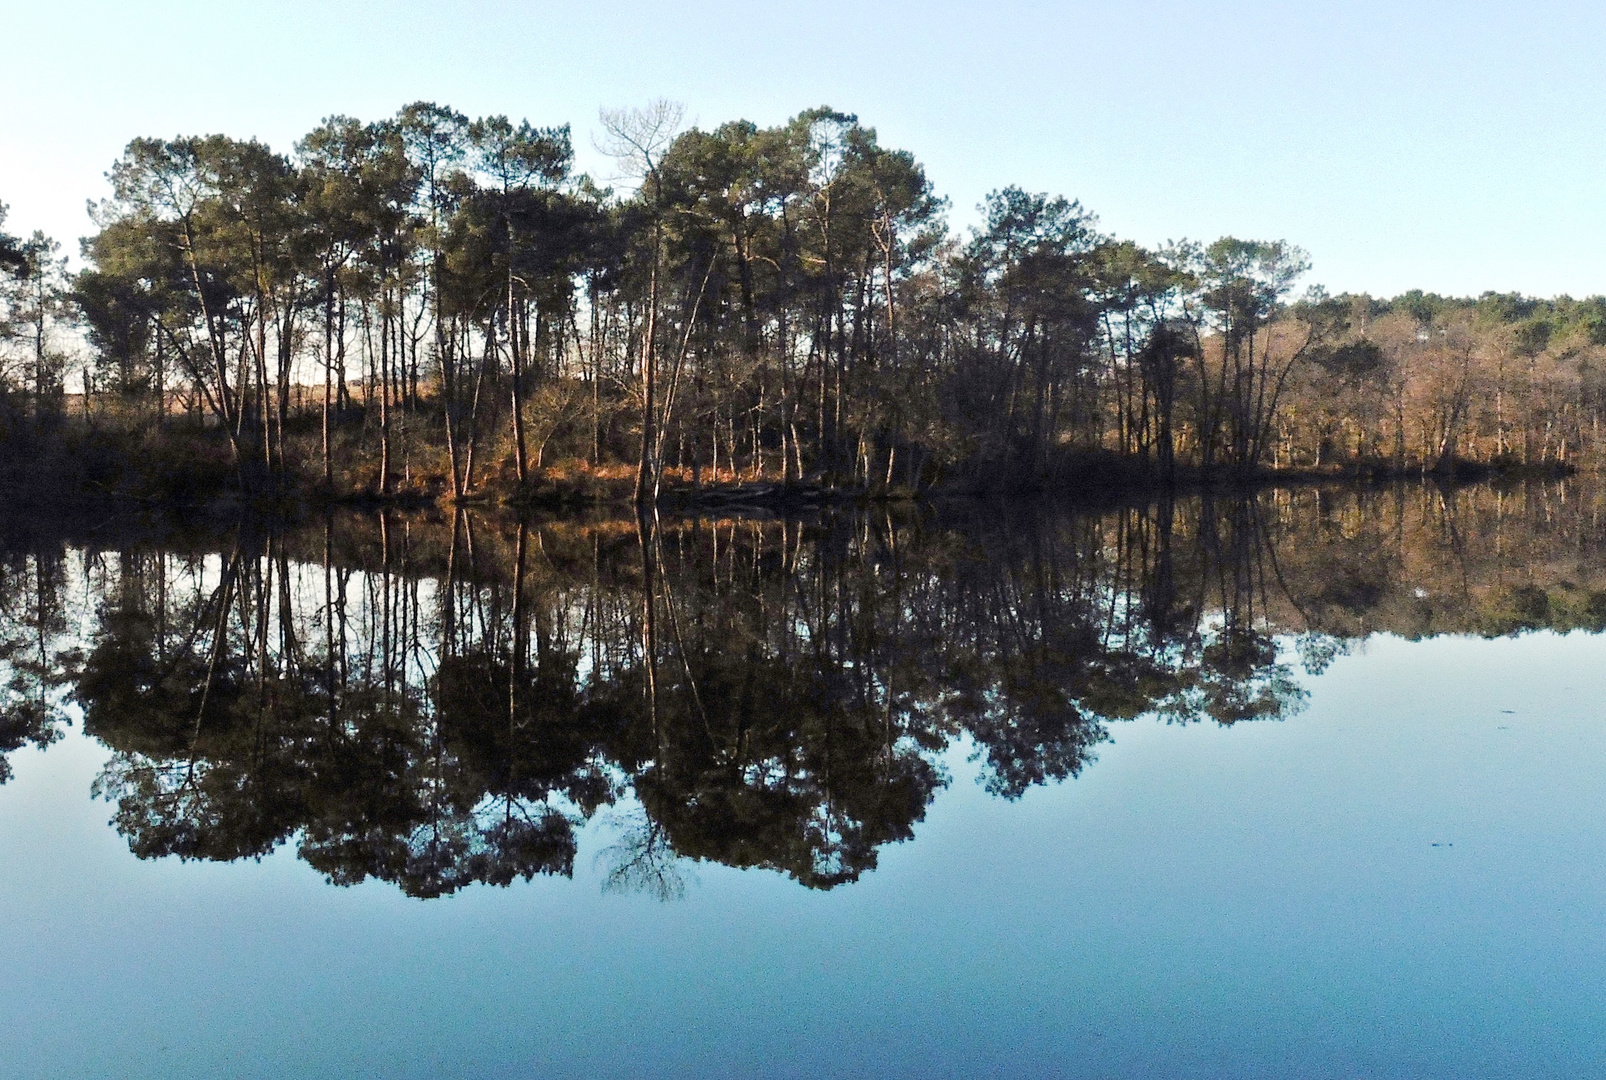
2, 483, 1596, 896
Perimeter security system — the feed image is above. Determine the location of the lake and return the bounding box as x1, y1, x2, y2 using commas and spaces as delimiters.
1, 482, 1604, 1078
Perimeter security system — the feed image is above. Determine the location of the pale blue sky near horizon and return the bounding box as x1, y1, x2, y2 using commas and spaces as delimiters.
2, 0, 1603, 298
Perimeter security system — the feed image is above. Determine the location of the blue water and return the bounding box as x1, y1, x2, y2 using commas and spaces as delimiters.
3, 631, 1604, 1078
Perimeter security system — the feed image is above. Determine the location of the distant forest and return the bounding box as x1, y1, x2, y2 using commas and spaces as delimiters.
1, 101, 1602, 504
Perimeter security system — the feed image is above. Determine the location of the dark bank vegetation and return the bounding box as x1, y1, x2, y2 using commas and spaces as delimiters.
1, 103, 1603, 508
0, 479, 1601, 894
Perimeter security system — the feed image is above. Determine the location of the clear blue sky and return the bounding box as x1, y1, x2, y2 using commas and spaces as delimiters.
4, 0, 1603, 297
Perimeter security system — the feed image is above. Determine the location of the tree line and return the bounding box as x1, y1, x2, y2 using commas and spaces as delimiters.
3, 103, 1606, 503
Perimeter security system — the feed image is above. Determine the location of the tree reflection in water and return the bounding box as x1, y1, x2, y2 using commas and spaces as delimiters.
2, 481, 1603, 896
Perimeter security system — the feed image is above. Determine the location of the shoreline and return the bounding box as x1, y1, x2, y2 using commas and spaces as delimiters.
0, 454, 1578, 533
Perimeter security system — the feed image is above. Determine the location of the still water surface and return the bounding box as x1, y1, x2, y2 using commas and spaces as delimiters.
1, 484, 1605, 1077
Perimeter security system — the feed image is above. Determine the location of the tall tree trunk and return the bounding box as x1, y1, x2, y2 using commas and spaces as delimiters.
509, 281, 529, 485
323, 273, 334, 487
462, 321, 493, 495
441, 317, 463, 500
636, 258, 660, 505
379, 291, 392, 495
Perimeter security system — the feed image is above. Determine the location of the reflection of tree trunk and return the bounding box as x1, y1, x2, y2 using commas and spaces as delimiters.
1436, 486, 1472, 598
193, 547, 241, 754
276, 546, 298, 675
443, 510, 461, 657
379, 512, 393, 697
637, 509, 660, 755
511, 523, 527, 737
324, 516, 336, 729
1252, 494, 1313, 630
656, 527, 710, 739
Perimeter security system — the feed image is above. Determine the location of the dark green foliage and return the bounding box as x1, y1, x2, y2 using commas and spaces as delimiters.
0, 102, 1602, 509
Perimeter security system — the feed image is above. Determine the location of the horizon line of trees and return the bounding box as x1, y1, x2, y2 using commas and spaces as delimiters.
4, 102, 1606, 500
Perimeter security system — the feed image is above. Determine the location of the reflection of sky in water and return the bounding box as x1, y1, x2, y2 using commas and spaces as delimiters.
2, 631, 1604, 1077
